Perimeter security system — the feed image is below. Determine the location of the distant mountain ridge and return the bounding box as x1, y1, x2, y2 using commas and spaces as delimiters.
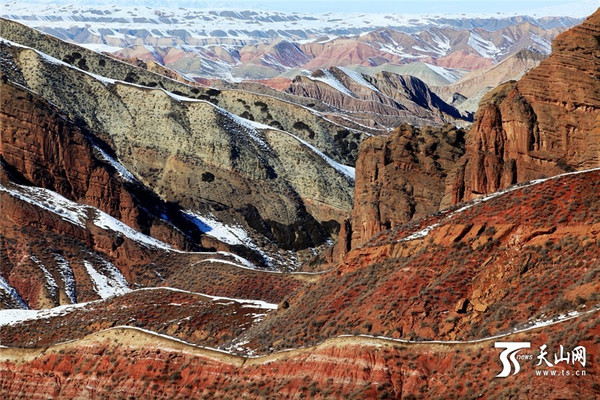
1, 3, 580, 80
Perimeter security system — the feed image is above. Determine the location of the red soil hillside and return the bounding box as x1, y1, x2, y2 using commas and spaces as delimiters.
0, 10, 599, 400
1, 309, 598, 399
0, 288, 276, 350
300, 40, 404, 69
253, 168, 600, 351
434, 50, 494, 70
0, 179, 305, 307
320, 12, 599, 269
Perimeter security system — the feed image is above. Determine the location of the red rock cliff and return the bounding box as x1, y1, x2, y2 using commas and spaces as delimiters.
330, 124, 465, 259
443, 10, 600, 205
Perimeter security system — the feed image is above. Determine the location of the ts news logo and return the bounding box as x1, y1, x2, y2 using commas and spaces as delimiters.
494, 342, 531, 377
494, 341, 587, 378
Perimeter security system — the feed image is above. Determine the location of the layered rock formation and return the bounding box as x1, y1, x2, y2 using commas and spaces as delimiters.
443, 10, 600, 205
347, 124, 466, 250
434, 48, 547, 113
0, 20, 361, 265
0, 79, 309, 309
0, 10, 599, 400
0, 18, 367, 167
4, 2, 580, 80
0, 80, 193, 245
3, 317, 599, 399
287, 67, 468, 129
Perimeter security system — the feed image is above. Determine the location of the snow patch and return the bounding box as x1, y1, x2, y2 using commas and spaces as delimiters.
53, 254, 77, 303
424, 63, 462, 83
89, 139, 137, 183
309, 69, 355, 97
183, 211, 271, 268
0, 183, 87, 228
467, 31, 500, 59
94, 210, 175, 251
133, 286, 278, 310
202, 293, 278, 310
283, 132, 355, 180
530, 33, 552, 54
225, 111, 272, 151
0, 303, 91, 327
1, 181, 178, 252
338, 66, 380, 92
195, 258, 258, 271
83, 259, 129, 299
77, 43, 123, 53
430, 31, 451, 55
183, 211, 252, 247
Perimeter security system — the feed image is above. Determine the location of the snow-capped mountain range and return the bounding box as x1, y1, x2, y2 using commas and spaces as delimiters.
1, 2, 585, 81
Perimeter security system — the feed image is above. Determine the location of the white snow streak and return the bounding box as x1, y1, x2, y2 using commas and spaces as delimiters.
53, 254, 77, 303
183, 211, 252, 247
530, 33, 552, 54
30, 256, 59, 298
467, 31, 500, 59
0, 303, 90, 327
91, 142, 137, 183
338, 66, 380, 92
0, 183, 87, 228
93, 211, 175, 250
0, 276, 28, 310
284, 132, 355, 180
424, 63, 462, 83
309, 69, 355, 97
83, 260, 129, 299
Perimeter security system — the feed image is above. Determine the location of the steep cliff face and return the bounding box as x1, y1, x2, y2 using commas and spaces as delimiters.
1, 80, 183, 308
347, 124, 465, 250
0, 80, 185, 241
443, 10, 600, 206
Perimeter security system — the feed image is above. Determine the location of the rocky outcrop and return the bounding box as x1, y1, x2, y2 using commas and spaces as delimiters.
347, 124, 466, 250
443, 10, 600, 206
